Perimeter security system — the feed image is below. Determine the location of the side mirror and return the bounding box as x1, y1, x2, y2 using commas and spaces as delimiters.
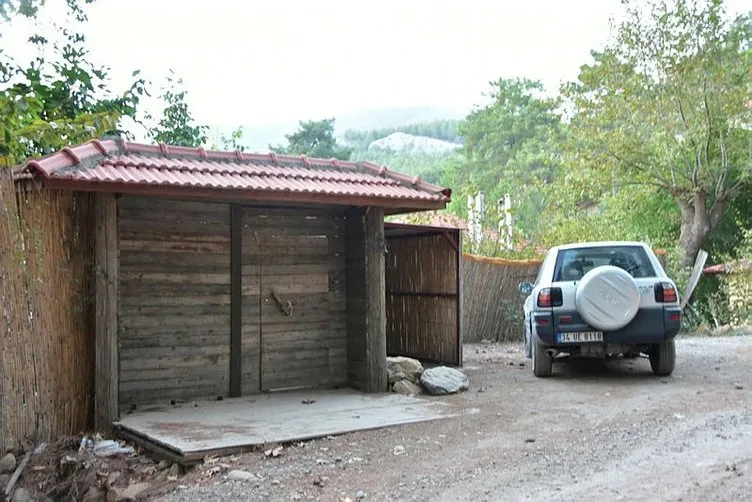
518, 282, 533, 295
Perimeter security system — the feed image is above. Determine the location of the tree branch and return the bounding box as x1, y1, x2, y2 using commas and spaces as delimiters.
702, 78, 712, 176
677, 99, 701, 186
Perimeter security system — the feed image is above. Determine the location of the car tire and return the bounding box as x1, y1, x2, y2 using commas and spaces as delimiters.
532, 336, 552, 378
649, 340, 676, 376
575, 265, 641, 331
524, 322, 532, 359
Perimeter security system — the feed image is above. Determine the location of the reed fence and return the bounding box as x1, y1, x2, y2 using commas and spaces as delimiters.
462, 253, 541, 343
0, 174, 94, 453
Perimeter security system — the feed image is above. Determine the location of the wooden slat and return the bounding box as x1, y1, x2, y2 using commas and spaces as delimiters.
230, 205, 242, 397
95, 192, 119, 430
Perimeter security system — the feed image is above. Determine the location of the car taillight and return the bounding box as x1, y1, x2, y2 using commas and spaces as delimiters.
537, 287, 563, 308
654, 282, 678, 303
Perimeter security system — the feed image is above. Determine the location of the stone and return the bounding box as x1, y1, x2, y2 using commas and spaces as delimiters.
388, 371, 407, 385
169, 463, 180, 477
392, 380, 422, 396
107, 471, 121, 486
386, 356, 424, 384
0, 453, 16, 474
355, 489, 366, 499
734, 382, 744, 390
93, 440, 134, 457
83, 486, 107, 502
116, 482, 150, 501
157, 460, 170, 470
420, 366, 469, 395
227, 470, 256, 482
11, 488, 33, 502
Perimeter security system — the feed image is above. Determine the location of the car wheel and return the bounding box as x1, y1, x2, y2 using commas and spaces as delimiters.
532, 336, 552, 378
649, 340, 676, 376
524, 322, 532, 359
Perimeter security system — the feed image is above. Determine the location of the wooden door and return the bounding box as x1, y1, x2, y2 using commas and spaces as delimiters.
241, 207, 347, 393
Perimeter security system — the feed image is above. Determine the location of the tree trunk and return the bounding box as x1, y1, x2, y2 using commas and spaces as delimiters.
677, 192, 712, 268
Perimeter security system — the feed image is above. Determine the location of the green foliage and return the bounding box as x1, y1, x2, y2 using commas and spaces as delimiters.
0, 2, 148, 166
561, 0, 751, 265
272, 118, 352, 160
147, 71, 207, 148
342, 119, 462, 146
458, 78, 562, 197
219, 126, 245, 152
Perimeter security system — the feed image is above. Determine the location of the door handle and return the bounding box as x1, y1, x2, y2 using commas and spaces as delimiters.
270, 288, 294, 316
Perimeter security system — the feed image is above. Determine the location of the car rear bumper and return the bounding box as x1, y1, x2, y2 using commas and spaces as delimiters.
533, 307, 681, 346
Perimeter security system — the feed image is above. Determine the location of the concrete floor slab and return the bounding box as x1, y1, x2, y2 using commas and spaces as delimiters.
115, 389, 464, 462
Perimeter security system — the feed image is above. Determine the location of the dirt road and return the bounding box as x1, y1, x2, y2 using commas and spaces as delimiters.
158, 336, 751, 502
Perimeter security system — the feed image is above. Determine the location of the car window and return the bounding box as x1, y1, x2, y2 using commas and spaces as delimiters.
534, 250, 554, 285
553, 246, 656, 281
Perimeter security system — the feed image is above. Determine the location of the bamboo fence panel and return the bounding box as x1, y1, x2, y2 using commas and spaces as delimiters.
0, 176, 94, 453
462, 253, 541, 343
385, 233, 460, 364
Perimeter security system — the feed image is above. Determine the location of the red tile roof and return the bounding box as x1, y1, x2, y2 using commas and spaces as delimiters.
15, 138, 451, 211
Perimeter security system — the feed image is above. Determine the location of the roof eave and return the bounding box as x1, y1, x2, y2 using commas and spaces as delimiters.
39, 178, 449, 212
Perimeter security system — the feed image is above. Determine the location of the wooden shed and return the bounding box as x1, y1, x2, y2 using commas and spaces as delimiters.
14, 138, 453, 432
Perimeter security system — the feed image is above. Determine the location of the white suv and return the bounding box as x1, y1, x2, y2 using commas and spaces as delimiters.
518, 241, 682, 378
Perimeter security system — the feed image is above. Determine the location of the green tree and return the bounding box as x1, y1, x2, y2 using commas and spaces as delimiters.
562, 0, 751, 266
272, 118, 352, 160
0, 0, 148, 167
459, 78, 561, 193
147, 71, 207, 147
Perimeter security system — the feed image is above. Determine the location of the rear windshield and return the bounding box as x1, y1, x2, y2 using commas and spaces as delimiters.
553, 246, 656, 281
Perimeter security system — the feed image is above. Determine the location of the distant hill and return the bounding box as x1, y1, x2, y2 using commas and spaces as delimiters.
334, 106, 463, 134
368, 132, 461, 155
210, 106, 464, 152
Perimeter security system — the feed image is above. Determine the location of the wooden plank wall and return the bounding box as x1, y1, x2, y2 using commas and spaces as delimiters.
243, 207, 347, 392
385, 232, 460, 365
118, 197, 232, 410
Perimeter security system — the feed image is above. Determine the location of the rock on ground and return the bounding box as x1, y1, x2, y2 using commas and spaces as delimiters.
387, 356, 424, 384
392, 380, 422, 396
0, 453, 16, 474
420, 366, 469, 395
227, 470, 256, 482
10, 488, 33, 502
117, 482, 150, 501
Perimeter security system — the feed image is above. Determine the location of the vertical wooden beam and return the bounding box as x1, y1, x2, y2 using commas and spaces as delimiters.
345, 207, 366, 391
95, 193, 118, 431
229, 205, 243, 397
456, 229, 464, 367
363, 207, 387, 392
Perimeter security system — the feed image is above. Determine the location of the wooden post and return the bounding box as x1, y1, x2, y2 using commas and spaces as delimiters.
345, 206, 387, 393
456, 229, 464, 367
364, 207, 387, 392
229, 205, 242, 397
95, 193, 118, 430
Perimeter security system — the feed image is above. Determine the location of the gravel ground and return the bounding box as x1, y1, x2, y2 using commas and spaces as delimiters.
154, 336, 751, 502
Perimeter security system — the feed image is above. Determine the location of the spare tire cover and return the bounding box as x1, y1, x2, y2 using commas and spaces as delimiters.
575, 265, 640, 331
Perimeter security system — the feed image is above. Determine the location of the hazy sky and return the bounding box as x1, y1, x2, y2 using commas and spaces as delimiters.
3, 0, 750, 129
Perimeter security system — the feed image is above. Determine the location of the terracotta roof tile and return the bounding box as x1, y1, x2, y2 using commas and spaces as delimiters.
16, 138, 451, 210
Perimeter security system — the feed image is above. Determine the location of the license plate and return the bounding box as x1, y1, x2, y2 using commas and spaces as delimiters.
556, 331, 603, 343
